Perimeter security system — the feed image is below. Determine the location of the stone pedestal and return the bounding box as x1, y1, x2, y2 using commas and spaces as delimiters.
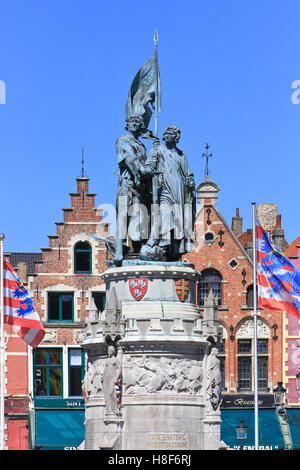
82, 262, 227, 450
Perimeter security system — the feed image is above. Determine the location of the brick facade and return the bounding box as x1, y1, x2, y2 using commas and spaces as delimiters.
28, 177, 109, 335
185, 178, 283, 395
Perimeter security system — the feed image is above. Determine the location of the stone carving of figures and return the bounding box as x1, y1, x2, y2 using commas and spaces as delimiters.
144, 357, 173, 393
124, 357, 149, 395
142, 125, 196, 261
187, 361, 203, 394
114, 114, 157, 263
85, 359, 104, 397
172, 359, 189, 393
207, 347, 222, 411
101, 345, 122, 415
84, 360, 94, 398
123, 356, 203, 396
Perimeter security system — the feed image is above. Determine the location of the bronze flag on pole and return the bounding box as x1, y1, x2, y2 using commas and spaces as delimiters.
125, 52, 162, 129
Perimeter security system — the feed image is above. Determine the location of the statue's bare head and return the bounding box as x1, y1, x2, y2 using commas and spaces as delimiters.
107, 345, 116, 357
125, 114, 145, 133
163, 125, 181, 144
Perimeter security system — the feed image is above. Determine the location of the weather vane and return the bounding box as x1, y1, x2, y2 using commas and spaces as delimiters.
81, 146, 85, 177
202, 143, 213, 179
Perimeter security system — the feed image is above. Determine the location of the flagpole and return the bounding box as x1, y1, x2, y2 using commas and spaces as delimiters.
252, 203, 259, 450
151, 29, 160, 238
154, 29, 159, 138
0, 233, 5, 450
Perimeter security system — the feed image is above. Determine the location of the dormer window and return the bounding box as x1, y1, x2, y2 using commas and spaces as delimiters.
74, 241, 92, 274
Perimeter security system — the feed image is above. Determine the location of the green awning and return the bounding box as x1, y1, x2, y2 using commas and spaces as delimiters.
36, 409, 85, 450
285, 408, 300, 450
221, 409, 286, 450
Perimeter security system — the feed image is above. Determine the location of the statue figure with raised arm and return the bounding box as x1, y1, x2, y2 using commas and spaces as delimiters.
113, 114, 158, 264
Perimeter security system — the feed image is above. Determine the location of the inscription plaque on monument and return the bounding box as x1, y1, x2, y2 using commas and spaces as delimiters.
146, 433, 189, 449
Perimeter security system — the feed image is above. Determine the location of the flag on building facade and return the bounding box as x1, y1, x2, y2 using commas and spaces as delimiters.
257, 219, 300, 318
3, 259, 45, 348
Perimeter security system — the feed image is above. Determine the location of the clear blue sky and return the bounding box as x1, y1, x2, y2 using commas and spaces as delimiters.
0, 0, 299, 252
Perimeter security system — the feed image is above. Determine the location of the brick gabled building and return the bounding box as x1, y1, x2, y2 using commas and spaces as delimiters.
185, 177, 284, 448
4, 176, 111, 450
186, 178, 283, 394
30, 176, 109, 338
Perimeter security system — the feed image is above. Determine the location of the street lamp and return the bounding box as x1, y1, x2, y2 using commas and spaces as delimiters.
236, 420, 247, 449
273, 382, 286, 407
273, 381, 287, 416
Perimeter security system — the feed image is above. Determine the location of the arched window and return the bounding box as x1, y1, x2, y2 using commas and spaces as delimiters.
236, 319, 270, 391
246, 285, 254, 308
198, 268, 222, 306
74, 241, 92, 274
246, 284, 258, 308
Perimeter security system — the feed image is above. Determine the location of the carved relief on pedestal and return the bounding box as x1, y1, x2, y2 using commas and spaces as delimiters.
102, 345, 122, 416
84, 345, 122, 417
84, 357, 105, 398
123, 355, 203, 396
206, 347, 222, 412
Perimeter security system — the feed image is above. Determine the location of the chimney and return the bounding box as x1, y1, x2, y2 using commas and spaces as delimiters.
244, 229, 253, 261
272, 214, 284, 252
231, 208, 243, 237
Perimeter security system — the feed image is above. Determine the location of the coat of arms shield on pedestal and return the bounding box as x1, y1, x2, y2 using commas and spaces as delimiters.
129, 278, 148, 301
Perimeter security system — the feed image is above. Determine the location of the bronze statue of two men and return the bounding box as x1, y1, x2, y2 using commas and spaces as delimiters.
113, 113, 196, 265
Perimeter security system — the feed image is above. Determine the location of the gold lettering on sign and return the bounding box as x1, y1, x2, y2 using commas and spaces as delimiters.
234, 398, 264, 406
146, 433, 188, 449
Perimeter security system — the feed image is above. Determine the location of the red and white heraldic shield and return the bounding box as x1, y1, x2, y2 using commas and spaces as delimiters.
129, 278, 148, 301
175, 279, 189, 302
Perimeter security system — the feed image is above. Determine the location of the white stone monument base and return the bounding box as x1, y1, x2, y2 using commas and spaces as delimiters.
82, 264, 227, 450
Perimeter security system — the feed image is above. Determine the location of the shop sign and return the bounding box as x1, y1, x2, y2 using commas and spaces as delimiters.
221, 393, 274, 409
34, 398, 85, 409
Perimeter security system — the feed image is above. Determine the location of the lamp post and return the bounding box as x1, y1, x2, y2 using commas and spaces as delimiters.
273, 382, 286, 414
236, 419, 247, 450
273, 381, 294, 450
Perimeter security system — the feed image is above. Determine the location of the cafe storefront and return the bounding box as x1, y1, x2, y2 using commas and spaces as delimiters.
29, 346, 86, 450
221, 393, 285, 449
29, 398, 85, 450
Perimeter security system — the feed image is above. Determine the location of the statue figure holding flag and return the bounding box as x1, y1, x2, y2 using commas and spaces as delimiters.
112, 31, 195, 264
113, 33, 161, 264
114, 114, 157, 263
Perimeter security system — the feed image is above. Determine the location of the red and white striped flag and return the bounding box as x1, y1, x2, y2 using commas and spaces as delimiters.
257, 220, 300, 317
3, 259, 45, 348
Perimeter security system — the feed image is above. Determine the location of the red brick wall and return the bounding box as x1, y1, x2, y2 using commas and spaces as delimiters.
186, 198, 283, 392
3, 324, 29, 450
